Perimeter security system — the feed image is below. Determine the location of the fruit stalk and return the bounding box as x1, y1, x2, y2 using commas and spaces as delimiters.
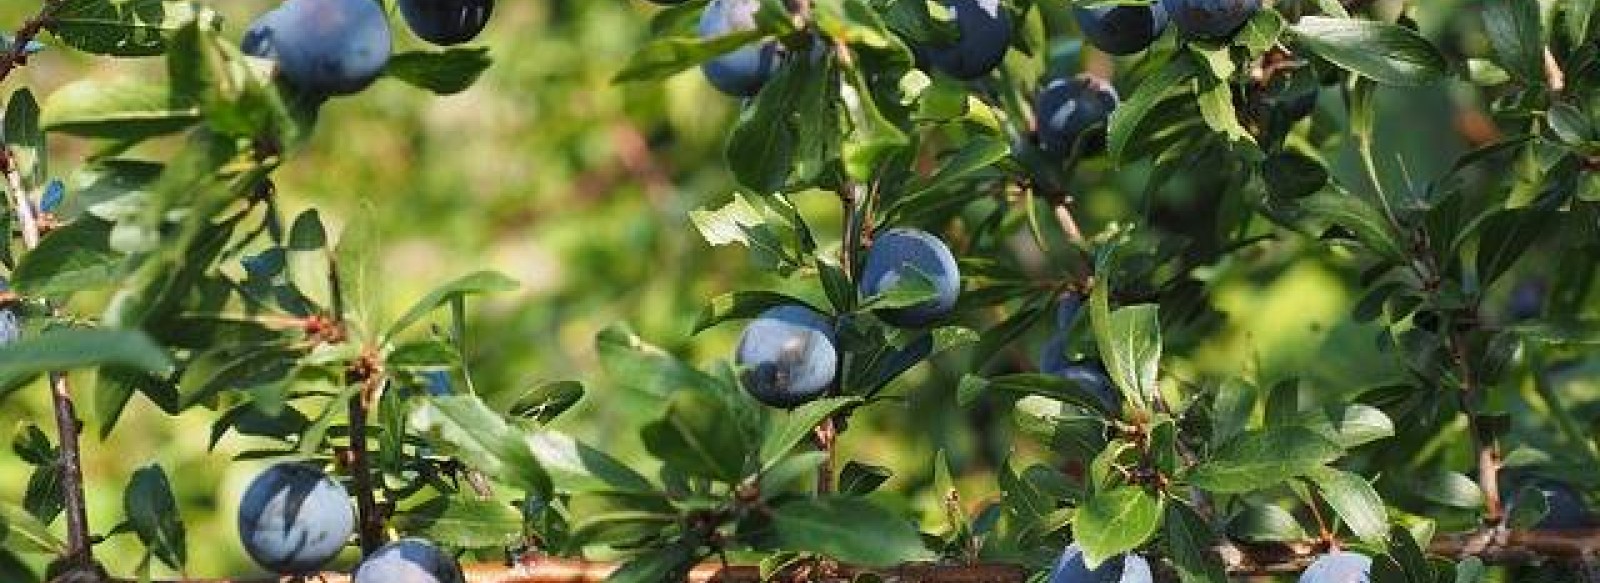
1, 145, 94, 571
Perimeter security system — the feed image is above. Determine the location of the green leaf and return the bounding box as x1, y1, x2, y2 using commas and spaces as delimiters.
693, 290, 818, 334
1299, 191, 1406, 262
726, 54, 836, 193
1194, 73, 1260, 156
1014, 396, 1108, 459
613, 30, 767, 84
385, 339, 460, 370
11, 217, 120, 296
1188, 427, 1342, 493
604, 541, 699, 583
3, 89, 45, 190
1165, 502, 1227, 583
40, 77, 199, 139
1225, 503, 1309, 543
567, 490, 678, 544
1567, 0, 1598, 45
1108, 55, 1197, 165
124, 463, 185, 569
0, 328, 172, 386
688, 194, 799, 272
409, 395, 552, 498
1289, 16, 1448, 86
1073, 486, 1163, 568
640, 389, 750, 482
526, 430, 654, 492
959, 372, 1115, 415
46, 0, 215, 56
506, 380, 585, 424
1305, 466, 1389, 549
1481, 0, 1544, 84
390, 497, 522, 549
1296, 403, 1395, 449
759, 396, 861, 467
595, 323, 725, 397
1092, 303, 1161, 407
385, 48, 493, 95
0, 503, 65, 555
898, 136, 1009, 200
769, 497, 933, 567
385, 271, 518, 339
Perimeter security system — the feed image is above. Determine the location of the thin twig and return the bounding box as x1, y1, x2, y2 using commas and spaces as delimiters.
3, 137, 93, 573
1544, 47, 1566, 94
0, 1, 58, 85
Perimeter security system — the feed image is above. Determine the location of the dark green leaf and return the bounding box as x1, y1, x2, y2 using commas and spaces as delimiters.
769, 497, 933, 567
12, 217, 120, 295
1290, 17, 1448, 86
1225, 503, 1308, 543
385, 48, 492, 95
3, 89, 45, 189
0, 328, 172, 386
390, 497, 522, 549
124, 463, 185, 569
1300, 191, 1406, 261
640, 390, 749, 482
46, 0, 212, 56
1188, 427, 1342, 493
1109, 55, 1196, 165
1481, 0, 1544, 83
1165, 502, 1227, 583
507, 380, 585, 424
604, 541, 699, 583
693, 290, 818, 334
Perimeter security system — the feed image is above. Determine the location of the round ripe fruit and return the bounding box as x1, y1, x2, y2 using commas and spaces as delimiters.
698, 0, 781, 97
1508, 279, 1546, 321
735, 305, 839, 408
860, 228, 962, 327
924, 0, 1012, 79
399, 0, 492, 46
1521, 479, 1596, 529
1034, 75, 1119, 156
237, 462, 354, 574
241, 0, 393, 97
1073, 2, 1168, 56
1047, 543, 1153, 583
1162, 0, 1260, 40
353, 538, 465, 583
1299, 551, 1372, 583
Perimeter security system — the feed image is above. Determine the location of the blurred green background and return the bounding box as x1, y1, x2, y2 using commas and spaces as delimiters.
0, 0, 1577, 578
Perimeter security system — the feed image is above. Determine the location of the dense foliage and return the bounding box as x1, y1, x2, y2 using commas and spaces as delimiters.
0, 0, 1596, 581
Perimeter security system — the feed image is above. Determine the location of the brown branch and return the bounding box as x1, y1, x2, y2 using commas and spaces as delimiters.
3, 136, 93, 575
0, 0, 60, 86
347, 370, 385, 555
110, 530, 1600, 583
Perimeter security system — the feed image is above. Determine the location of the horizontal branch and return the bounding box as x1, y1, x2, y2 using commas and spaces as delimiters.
108, 529, 1600, 583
